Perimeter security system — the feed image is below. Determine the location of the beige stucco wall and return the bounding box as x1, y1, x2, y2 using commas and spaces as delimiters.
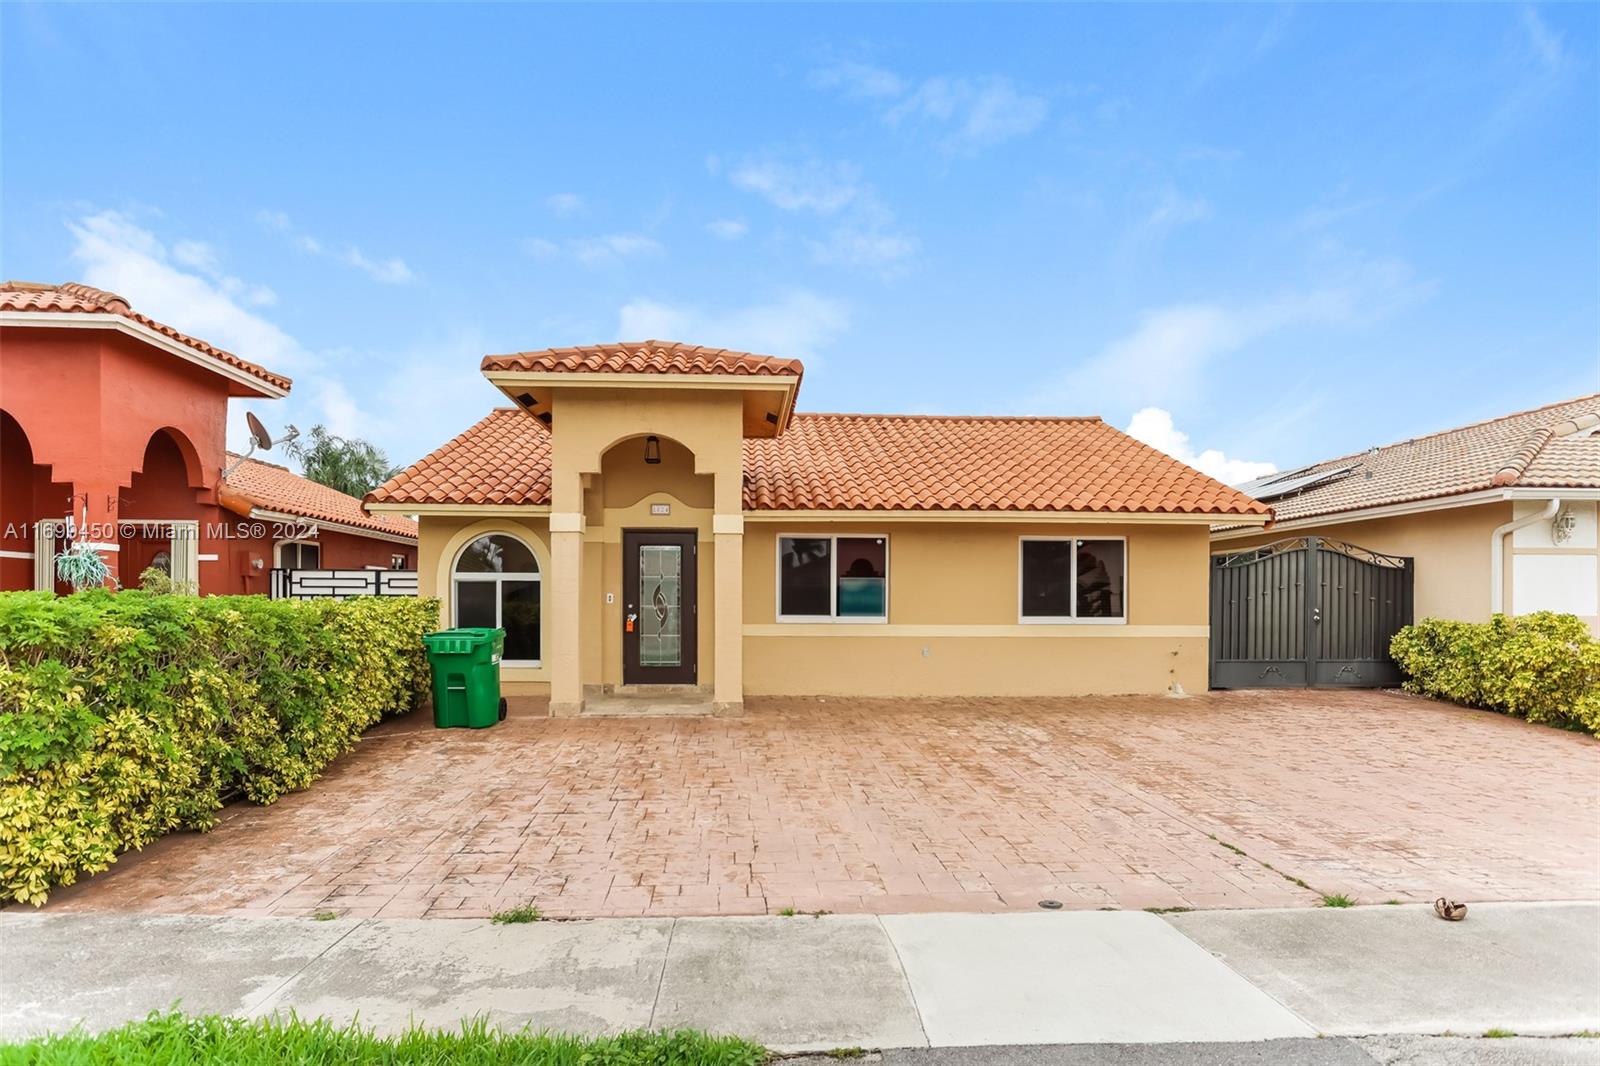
741, 520, 1213, 697
412, 386, 1232, 704
419, 512, 553, 695
587, 435, 716, 690
1215, 501, 1512, 623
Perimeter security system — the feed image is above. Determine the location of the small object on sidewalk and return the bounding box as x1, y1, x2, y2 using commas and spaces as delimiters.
1038, 899, 1063, 910
1433, 897, 1468, 921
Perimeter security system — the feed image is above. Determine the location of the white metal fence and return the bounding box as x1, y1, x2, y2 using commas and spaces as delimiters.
269, 568, 419, 600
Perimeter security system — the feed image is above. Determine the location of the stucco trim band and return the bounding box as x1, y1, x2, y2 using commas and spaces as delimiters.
549, 511, 585, 533
365, 502, 551, 517
747, 509, 1258, 526
743, 623, 1208, 638
484, 371, 796, 393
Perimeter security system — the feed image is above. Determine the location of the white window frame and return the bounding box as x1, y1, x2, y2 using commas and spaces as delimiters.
775, 533, 889, 624
452, 532, 542, 666
1018, 536, 1128, 625
274, 538, 321, 569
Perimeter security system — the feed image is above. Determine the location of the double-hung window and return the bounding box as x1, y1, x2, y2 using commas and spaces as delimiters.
1019, 537, 1126, 623
776, 535, 888, 622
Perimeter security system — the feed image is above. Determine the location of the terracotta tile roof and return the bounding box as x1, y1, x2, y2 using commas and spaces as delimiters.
369, 408, 1268, 517
225, 455, 417, 538
744, 414, 1268, 514
0, 280, 291, 394
1240, 395, 1600, 524
481, 340, 804, 379
365, 408, 552, 507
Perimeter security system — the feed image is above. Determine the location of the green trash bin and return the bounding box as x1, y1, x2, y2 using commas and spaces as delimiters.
422, 627, 507, 729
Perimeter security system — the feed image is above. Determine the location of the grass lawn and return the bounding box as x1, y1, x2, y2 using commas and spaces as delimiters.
0, 1013, 767, 1065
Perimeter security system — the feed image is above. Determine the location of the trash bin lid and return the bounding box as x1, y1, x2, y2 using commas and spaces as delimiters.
423, 627, 501, 654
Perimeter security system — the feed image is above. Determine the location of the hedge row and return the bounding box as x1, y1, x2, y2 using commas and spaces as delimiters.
1389, 611, 1600, 735
0, 591, 437, 906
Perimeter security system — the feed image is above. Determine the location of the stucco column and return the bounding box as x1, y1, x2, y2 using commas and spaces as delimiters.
712, 514, 743, 716
548, 511, 585, 717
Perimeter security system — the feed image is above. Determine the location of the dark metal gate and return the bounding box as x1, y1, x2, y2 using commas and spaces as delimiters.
1209, 538, 1414, 689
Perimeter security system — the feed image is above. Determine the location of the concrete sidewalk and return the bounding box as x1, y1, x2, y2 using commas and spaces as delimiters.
2, 903, 1595, 1054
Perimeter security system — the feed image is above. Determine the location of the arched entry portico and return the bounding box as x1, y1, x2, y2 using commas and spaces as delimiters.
544, 390, 748, 717
0, 409, 73, 591
118, 428, 205, 590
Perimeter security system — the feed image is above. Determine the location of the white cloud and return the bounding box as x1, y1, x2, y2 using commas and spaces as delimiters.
171, 239, 220, 273
706, 218, 749, 241
70, 212, 301, 373
723, 153, 915, 272
167, 236, 277, 306
340, 246, 415, 285
525, 233, 664, 266
616, 290, 849, 363
1125, 407, 1277, 485
1145, 186, 1214, 229
545, 192, 585, 217
1521, 6, 1567, 71
258, 209, 416, 285
65, 210, 425, 457
729, 157, 862, 214
1044, 246, 1434, 415
807, 226, 918, 272
890, 76, 1049, 152
809, 60, 906, 100
814, 63, 1048, 154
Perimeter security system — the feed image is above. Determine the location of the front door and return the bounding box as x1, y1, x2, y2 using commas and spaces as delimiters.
622, 529, 697, 685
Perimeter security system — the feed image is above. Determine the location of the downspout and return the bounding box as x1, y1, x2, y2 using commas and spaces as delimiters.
1490, 498, 1558, 615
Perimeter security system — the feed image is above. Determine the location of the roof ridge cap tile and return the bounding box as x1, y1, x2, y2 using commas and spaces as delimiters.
1492, 408, 1600, 486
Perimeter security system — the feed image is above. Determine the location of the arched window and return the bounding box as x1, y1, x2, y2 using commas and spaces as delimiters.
453, 534, 541, 665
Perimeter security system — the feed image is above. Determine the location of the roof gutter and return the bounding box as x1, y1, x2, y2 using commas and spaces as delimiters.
1490, 498, 1558, 614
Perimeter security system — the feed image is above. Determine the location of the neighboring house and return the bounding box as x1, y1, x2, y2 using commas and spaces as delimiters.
0, 281, 416, 594
221, 454, 418, 573
1215, 396, 1600, 632
365, 341, 1270, 713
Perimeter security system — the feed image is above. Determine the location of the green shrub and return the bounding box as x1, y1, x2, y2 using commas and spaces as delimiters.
1390, 612, 1600, 734
0, 590, 437, 905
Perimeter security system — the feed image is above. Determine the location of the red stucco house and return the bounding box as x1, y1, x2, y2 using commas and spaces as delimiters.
0, 281, 416, 594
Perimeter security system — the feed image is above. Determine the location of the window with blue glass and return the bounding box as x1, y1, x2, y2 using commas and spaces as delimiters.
777, 535, 888, 622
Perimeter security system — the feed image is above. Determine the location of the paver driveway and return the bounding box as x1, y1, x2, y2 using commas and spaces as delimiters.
37, 690, 1600, 919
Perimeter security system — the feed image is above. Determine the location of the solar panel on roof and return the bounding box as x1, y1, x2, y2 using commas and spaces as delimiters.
1237, 464, 1359, 501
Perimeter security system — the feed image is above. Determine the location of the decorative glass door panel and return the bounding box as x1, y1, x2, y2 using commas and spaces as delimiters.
638, 545, 682, 667
622, 530, 698, 685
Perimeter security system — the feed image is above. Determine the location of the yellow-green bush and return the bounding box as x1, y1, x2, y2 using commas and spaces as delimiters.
0, 591, 437, 905
1390, 612, 1600, 735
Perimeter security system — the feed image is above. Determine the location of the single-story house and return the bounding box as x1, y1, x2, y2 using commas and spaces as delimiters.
365, 341, 1270, 714
0, 280, 417, 593
1214, 395, 1600, 632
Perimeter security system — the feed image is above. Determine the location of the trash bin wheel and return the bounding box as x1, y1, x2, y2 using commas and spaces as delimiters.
498, 697, 508, 721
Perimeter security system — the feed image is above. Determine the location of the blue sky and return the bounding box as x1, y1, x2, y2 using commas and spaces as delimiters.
4, 3, 1596, 481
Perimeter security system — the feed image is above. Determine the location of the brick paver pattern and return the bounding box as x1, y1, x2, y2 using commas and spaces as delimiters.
40, 691, 1600, 919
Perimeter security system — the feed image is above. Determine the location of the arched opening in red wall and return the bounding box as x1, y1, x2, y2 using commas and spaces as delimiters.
0, 410, 73, 592
118, 428, 206, 587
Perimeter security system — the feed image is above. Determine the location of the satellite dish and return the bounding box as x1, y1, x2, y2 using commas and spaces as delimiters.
246, 411, 274, 450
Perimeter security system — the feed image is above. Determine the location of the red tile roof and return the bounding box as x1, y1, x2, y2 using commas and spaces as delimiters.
366, 408, 552, 507
745, 414, 1269, 514
225, 455, 417, 538
1237, 395, 1600, 524
481, 340, 804, 378
0, 281, 291, 394
367, 408, 1269, 517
